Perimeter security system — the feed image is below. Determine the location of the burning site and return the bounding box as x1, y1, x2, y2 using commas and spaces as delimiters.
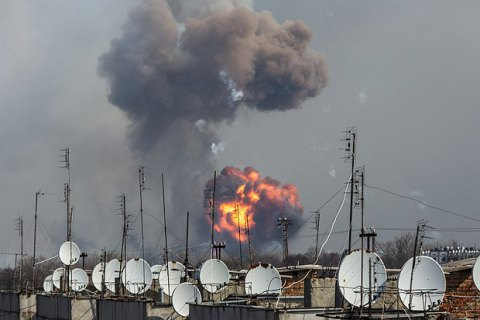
98, 0, 327, 246
205, 166, 303, 245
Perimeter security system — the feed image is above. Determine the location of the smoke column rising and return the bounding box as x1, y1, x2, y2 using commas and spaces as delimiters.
98, 0, 327, 244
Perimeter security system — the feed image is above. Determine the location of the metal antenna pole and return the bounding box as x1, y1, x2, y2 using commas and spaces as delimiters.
138, 165, 147, 296
246, 213, 253, 266
184, 211, 189, 281
347, 130, 356, 254
32, 190, 44, 293
236, 203, 243, 269
60, 148, 71, 293
119, 194, 127, 269
161, 174, 171, 300
16, 217, 24, 292
356, 167, 365, 310
210, 171, 216, 259
277, 217, 292, 264
312, 213, 320, 259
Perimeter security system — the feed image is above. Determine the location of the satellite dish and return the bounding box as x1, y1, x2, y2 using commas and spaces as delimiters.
70, 268, 89, 292
159, 261, 186, 296
151, 264, 162, 281
52, 267, 65, 289
338, 249, 388, 307
397, 256, 446, 311
472, 255, 480, 290
59, 241, 81, 266
104, 258, 125, 293
245, 263, 282, 295
122, 258, 153, 295
43, 275, 54, 293
92, 262, 105, 292
172, 282, 202, 317
199, 259, 230, 293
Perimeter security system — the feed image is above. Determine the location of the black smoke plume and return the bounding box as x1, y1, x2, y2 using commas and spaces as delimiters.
98, 0, 327, 246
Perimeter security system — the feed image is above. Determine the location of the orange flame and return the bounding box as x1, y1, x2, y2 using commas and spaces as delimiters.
212, 167, 303, 242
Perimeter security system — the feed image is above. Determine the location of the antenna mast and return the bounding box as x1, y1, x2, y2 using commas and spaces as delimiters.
138, 165, 147, 296
342, 128, 356, 254
32, 190, 44, 293
161, 174, 171, 299
15, 217, 24, 292
184, 211, 189, 281
235, 203, 243, 269
312, 212, 320, 259
118, 194, 129, 266
60, 147, 72, 293
277, 217, 292, 264
245, 213, 253, 266
210, 171, 216, 259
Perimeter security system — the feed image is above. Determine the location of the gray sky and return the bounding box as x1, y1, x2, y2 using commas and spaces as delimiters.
1, 0, 480, 267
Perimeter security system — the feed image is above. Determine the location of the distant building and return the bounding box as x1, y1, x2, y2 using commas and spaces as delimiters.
422, 246, 480, 264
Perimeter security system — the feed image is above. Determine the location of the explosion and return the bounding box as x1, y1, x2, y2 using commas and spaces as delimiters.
206, 167, 303, 243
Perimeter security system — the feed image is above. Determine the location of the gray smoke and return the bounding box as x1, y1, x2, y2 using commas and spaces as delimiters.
98, 0, 327, 246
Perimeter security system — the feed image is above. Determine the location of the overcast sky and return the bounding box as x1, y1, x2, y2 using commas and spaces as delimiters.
1, 0, 480, 267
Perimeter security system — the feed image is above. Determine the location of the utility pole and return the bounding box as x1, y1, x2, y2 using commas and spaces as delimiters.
15, 217, 24, 292
33, 190, 44, 293
342, 128, 357, 254
277, 217, 292, 264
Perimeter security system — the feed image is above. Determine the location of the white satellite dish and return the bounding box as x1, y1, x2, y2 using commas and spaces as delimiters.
159, 261, 186, 296
122, 258, 153, 295
472, 255, 480, 290
245, 263, 282, 295
397, 256, 446, 311
92, 262, 105, 292
43, 275, 54, 293
172, 282, 202, 317
151, 264, 162, 281
52, 267, 65, 289
59, 241, 81, 266
70, 268, 89, 292
104, 258, 125, 293
199, 259, 230, 293
338, 249, 388, 307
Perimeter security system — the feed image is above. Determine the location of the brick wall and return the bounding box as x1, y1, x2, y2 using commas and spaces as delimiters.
440, 269, 480, 319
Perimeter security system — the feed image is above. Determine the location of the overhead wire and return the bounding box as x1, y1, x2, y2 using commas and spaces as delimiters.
276, 177, 350, 306
365, 184, 480, 223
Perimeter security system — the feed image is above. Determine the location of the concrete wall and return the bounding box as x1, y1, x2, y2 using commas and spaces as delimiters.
304, 278, 336, 308
71, 298, 96, 320
19, 294, 35, 320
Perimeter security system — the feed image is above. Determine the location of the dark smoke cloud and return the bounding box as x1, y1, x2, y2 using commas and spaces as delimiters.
98, 0, 326, 247
98, 0, 327, 151
205, 166, 303, 246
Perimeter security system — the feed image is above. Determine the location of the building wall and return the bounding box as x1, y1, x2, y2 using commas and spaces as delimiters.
441, 269, 480, 319
19, 294, 36, 320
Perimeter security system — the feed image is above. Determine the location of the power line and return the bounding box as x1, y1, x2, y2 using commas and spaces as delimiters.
365, 184, 480, 223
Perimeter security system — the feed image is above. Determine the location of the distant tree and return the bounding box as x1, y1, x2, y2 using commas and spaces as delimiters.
377, 232, 416, 269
